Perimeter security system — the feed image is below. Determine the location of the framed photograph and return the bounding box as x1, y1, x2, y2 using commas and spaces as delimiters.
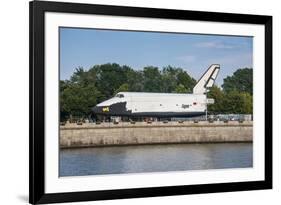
29, 0, 272, 204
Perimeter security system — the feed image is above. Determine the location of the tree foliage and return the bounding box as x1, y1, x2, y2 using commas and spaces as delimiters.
222, 68, 253, 95
114, 83, 129, 95
174, 84, 188, 93
92, 63, 131, 99
161, 66, 196, 93
208, 68, 253, 115
60, 83, 101, 119
143, 66, 163, 92
60, 63, 196, 119
222, 91, 253, 114
60, 63, 253, 120
207, 85, 225, 113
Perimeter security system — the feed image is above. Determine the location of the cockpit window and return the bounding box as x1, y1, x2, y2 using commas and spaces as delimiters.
115, 94, 124, 98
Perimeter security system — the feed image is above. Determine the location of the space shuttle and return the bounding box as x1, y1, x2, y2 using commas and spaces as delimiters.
92, 64, 220, 118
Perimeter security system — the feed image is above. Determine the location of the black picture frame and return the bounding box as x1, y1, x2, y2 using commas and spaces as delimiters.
29, 0, 272, 204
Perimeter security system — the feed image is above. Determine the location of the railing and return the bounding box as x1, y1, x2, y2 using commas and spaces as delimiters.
60, 114, 252, 125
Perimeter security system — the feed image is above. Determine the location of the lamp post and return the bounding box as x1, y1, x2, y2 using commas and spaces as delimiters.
205, 87, 208, 121
206, 98, 208, 121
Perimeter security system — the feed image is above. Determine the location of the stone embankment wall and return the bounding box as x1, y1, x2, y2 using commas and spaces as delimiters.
60, 121, 253, 148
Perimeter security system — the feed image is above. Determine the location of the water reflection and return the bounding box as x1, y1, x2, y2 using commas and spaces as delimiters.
59, 143, 252, 177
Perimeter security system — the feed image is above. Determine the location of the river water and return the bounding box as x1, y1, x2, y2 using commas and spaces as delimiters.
59, 143, 252, 177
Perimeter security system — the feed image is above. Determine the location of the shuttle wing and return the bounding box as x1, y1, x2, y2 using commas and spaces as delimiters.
193, 64, 220, 94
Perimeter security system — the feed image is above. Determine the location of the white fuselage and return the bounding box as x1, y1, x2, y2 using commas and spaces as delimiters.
92, 64, 219, 117
93, 92, 207, 117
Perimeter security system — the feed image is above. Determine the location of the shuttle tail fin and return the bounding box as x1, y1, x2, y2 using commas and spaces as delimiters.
193, 64, 220, 94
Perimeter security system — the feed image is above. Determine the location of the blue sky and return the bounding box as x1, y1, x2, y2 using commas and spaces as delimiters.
60, 27, 253, 86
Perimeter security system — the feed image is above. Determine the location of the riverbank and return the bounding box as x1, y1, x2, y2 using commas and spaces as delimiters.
60, 121, 253, 148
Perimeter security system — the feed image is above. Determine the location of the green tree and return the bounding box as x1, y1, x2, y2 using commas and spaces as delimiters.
126, 70, 144, 92
70, 67, 84, 83
60, 80, 70, 92
177, 70, 196, 93
222, 91, 253, 114
60, 80, 71, 121
207, 85, 225, 114
239, 92, 253, 114
222, 68, 253, 95
60, 64, 254, 119
143, 66, 162, 92
174, 84, 188, 93
114, 83, 129, 95
60, 83, 101, 117
161, 66, 196, 93
91, 63, 132, 99
161, 66, 178, 92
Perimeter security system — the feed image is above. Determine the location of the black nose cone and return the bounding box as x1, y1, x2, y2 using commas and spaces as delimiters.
92, 105, 111, 115
92, 106, 101, 114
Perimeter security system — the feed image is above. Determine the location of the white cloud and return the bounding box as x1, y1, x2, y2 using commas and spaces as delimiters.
195, 41, 236, 49
176, 55, 196, 63
207, 52, 252, 65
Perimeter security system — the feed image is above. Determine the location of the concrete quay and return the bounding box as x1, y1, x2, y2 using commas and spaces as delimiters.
60, 121, 253, 148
